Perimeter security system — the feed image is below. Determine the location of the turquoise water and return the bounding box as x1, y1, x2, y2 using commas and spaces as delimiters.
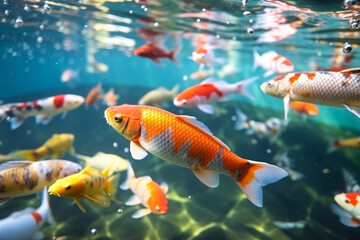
1, 0, 360, 239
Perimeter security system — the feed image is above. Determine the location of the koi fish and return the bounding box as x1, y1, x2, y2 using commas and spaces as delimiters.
121, 162, 168, 218
0, 133, 75, 162
190, 69, 215, 80
173, 77, 257, 114
85, 83, 103, 107
75, 151, 128, 176
253, 50, 294, 77
138, 85, 179, 107
0, 94, 84, 130
0, 160, 82, 202
332, 192, 360, 227
133, 43, 180, 65
260, 68, 360, 120
190, 45, 225, 70
235, 109, 287, 143
104, 104, 288, 207
61, 68, 79, 83
48, 165, 119, 213
290, 101, 319, 117
0, 188, 55, 240
103, 88, 119, 107
327, 136, 360, 153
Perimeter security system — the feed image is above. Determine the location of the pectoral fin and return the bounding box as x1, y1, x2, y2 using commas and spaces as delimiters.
197, 104, 214, 114
75, 198, 87, 213
83, 193, 110, 208
344, 104, 360, 118
283, 94, 290, 121
130, 141, 148, 160
132, 208, 152, 219
192, 169, 219, 188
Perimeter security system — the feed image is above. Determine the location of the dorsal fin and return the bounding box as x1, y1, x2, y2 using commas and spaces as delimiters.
176, 115, 230, 150
0, 161, 32, 172
340, 68, 360, 74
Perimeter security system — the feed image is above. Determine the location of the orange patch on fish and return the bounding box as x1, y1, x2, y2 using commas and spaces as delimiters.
346, 192, 359, 206
289, 74, 301, 85
306, 73, 316, 80
195, 47, 207, 54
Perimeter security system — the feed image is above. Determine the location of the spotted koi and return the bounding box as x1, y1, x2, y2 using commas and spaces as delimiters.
105, 104, 288, 207
0, 94, 84, 130
0, 160, 82, 202
260, 68, 360, 120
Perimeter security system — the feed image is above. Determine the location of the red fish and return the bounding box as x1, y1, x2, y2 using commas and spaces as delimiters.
134, 44, 180, 65
105, 104, 288, 207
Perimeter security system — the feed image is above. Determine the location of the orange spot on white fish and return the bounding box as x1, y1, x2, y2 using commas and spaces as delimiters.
31, 211, 42, 224
289, 74, 301, 85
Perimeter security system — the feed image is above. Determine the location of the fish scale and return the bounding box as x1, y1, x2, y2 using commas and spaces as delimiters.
105, 104, 288, 207
291, 72, 360, 106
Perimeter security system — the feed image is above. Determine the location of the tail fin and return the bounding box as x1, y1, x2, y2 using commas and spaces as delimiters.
236, 160, 288, 207
102, 163, 120, 200
327, 138, 340, 154
11, 150, 39, 161
234, 76, 258, 100
120, 161, 135, 190
169, 45, 182, 65
36, 187, 56, 227
170, 84, 180, 98
253, 50, 261, 70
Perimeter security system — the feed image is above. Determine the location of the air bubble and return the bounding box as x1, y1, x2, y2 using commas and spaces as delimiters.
124, 147, 129, 153
343, 42, 352, 53
243, 11, 251, 17
117, 208, 124, 214
348, 17, 359, 29
196, 18, 200, 23
266, 148, 271, 154
14, 17, 23, 28
113, 142, 118, 148
39, 24, 45, 30
4, 10, 9, 16
183, 75, 188, 81
154, 22, 159, 27
42, 3, 51, 14
90, 228, 97, 235
247, 28, 254, 35
37, 36, 43, 43
24, 4, 30, 12
129, 10, 133, 14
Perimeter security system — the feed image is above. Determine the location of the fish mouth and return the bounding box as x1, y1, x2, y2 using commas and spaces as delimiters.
260, 82, 266, 93
48, 189, 61, 197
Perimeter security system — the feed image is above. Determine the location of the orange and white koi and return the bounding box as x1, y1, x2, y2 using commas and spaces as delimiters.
290, 101, 319, 117
173, 77, 257, 114
332, 192, 360, 227
253, 50, 294, 77
48, 165, 119, 213
0, 160, 82, 202
103, 88, 119, 107
85, 83, 103, 107
327, 136, 360, 153
121, 162, 168, 218
0, 94, 84, 130
190, 45, 225, 70
0, 133, 75, 162
235, 109, 287, 143
0, 188, 55, 240
104, 104, 288, 207
260, 68, 360, 120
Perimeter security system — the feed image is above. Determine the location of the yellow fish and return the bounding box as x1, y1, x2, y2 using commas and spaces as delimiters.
74, 151, 128, 176
0, 133, 75, 162
48, 166, 119, 213
0, 160, 82, 202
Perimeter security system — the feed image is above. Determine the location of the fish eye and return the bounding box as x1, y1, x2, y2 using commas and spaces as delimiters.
65, 185, 71, 190
181, 99, 187, 105
345, 199, 350, 203
267, 82, 273, 88
114, 114, 123, 123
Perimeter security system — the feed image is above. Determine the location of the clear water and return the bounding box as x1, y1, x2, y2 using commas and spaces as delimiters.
0, 0, 360, 239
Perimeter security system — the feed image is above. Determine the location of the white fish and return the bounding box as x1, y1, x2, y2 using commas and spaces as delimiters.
0, 94, 84, 130
0, 188, 55, 240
